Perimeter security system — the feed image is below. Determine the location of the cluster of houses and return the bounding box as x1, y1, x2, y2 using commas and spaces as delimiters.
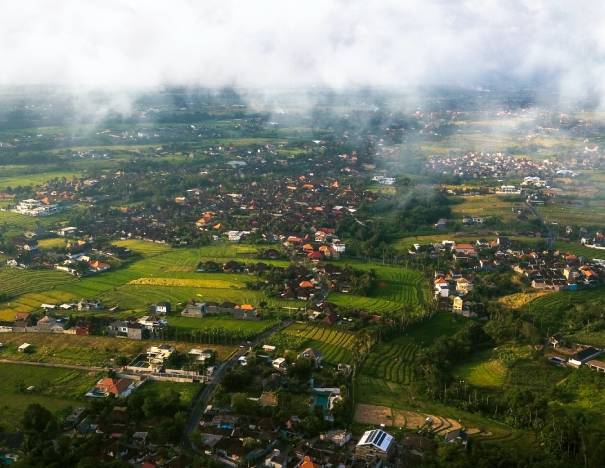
199, 424, 400, 467
6, 235, 113, 276
0, 312, 91, 336
418, 237, 604, 294
284, 228, 346, 261
425, 152, 578, 180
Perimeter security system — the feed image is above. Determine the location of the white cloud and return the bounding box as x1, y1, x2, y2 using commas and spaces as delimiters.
2, 0, 605, 103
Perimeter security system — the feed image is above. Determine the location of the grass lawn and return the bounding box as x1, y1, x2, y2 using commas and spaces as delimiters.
136, 380, 200, 407
0, 363, 99, 430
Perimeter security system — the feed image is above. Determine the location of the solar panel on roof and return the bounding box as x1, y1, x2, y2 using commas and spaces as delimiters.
375, 431, 387, 446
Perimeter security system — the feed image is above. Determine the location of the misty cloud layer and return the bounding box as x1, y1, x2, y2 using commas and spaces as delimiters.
2, 1, 605, 103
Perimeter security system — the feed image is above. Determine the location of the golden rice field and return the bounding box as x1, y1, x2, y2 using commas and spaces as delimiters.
127, 277, 244, 289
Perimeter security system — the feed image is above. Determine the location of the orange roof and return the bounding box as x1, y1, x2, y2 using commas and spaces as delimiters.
213, 223, 222, 230
318, 245, 330, 253
455, 243, 475, 250
96, 378, 131, 396
299, 280, 314, 288
302, 184, 315, 190
301, 456, 319, 468
239, 304, 255, 311
302, 243, 314, 251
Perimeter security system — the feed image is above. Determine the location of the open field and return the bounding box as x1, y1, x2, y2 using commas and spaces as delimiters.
128, 277, 244, 289
136, 380, 200, 406
455, 349, 507, 389
167, 316, 279, 334
0, 240, 297, 317
451, 194, 519, 222
274, 322, 356, 364
0, 333, 234, 366
538, 201, 605, 227
0, 363, 99, 430
0, 169, 81, 189
37, 238, 68, 250
0, 210, 70, 235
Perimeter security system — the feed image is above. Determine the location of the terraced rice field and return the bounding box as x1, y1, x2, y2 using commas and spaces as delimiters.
330, 265, 430, 315
455, 351, 507, 389
523, 286, 605, 330
278, 322, 356, 364
361, 340, 419, 384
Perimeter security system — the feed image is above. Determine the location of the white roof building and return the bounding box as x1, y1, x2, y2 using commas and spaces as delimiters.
357, 428, 394, 453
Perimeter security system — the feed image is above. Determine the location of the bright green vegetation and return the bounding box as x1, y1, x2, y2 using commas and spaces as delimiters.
0, 210, 70, 236
330, 264, 430, 316
523, 286, 605, 333
0, 240, 299, 318
0, 333, 234, 366
0, 170, 81, 190
362, 340, 418, 384
168, 316, 278, 334
274, 322, 356, 364
451, 194, 519, 222
358, 313, 467, 396
0, 363, 99, 430
538, 201, 605, 226
455, 349, 508, 388
136, 380, 200, 407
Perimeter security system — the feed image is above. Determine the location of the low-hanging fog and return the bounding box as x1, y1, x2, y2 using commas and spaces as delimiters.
2, 0, 605, 106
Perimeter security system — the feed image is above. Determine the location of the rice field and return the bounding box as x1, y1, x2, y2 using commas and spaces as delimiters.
167, 316, 278, 333
0, 240, 297, 316
127, 277, 244, 289
329, 265, 430, 316
277, 322, 357, 364
361, 340, 419, 384
455, 350, 507, 389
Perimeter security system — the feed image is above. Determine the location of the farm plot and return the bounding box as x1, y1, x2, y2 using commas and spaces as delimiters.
128, 277, 244, 289
0, 363, 99, 430
0, 240, 296, 315
0, 333, 234, 366
454, 350, 507, 389
329, 264, 430, 316
168, 316, 278, 334
361, 341, 419, 385
277, 322, 356, 364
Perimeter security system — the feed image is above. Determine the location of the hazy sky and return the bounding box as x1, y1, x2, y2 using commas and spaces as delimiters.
2, 1, 604, 101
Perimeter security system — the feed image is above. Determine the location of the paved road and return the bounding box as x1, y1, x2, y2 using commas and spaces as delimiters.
181, 320, 292, 451
0, 358, 107, 372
